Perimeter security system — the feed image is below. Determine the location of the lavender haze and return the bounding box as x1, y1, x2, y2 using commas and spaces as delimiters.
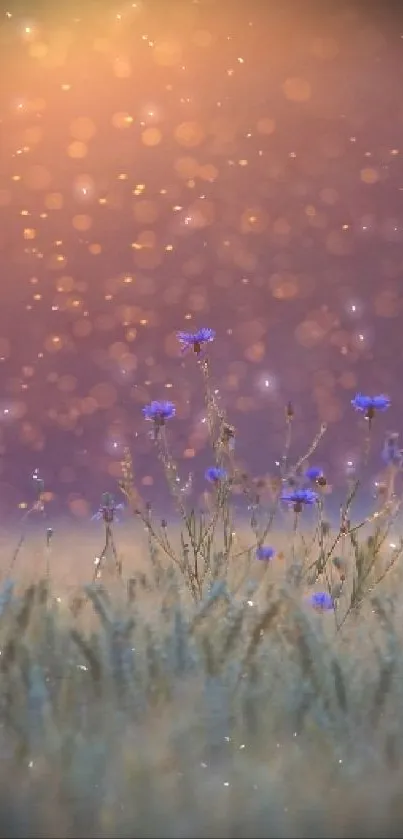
0, 0, 402, 522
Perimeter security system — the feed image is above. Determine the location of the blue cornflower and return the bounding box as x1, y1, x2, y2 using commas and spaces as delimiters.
176, 328, 216, 354
256, 545, 275, 561
205, 466, 227, 483
142, 401, 176, 424
308, 591, 334, 611
91, 493, 125, 523
351, 393, 391, 413
382, 433, 403, 468
91, 503, 125, 523
281, 488, 318, 506
305, 466, 323, 482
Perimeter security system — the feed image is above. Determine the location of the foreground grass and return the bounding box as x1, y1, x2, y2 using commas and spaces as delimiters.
0, 533, 403, 838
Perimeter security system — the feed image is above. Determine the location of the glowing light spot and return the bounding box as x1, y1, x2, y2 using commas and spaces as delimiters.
282, 77, 312, 102
360, 167, 380, 184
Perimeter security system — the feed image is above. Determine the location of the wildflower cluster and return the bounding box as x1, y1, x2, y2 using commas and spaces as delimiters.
112, 325, 402, 625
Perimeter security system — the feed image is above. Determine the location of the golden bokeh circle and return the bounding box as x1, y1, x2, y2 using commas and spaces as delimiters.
174, 156, 199, 179
111, 112, 133, 129
67, 141, 88, 159
174, 121, 205, 148
282, 77, 312, 102
141, 127, 162, 147
113, 57, 132, 78
45, 192, 64, 210
360, 167, 380, 184
72, 214, 92, 231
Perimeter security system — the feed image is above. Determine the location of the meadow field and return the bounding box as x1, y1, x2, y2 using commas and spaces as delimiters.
0, 518, 402, 838
2, 1, 403, 833
0, 332, 402, 837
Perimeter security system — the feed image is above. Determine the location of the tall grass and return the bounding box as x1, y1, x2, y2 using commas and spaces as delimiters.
1, 329, 403, 836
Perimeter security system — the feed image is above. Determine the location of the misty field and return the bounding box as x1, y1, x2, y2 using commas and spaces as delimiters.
0, 330, 402, 837
0, 514, 401, 839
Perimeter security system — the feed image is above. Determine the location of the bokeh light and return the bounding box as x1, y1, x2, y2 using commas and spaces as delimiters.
0, 1, 402, 516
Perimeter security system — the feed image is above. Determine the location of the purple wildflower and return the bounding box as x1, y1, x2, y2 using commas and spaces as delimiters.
205, 466, 227, 483
308, 591, 334, 611
176, 328, 216, 355
256, 545, 275, 561
305, 467, 323, 482
91, 502, 125, 524
351, 393, 390, 413
281, 488, 318, 506
142, 401, 176, 424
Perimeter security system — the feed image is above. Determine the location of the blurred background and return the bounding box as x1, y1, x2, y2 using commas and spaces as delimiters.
0, 0, 403, 524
